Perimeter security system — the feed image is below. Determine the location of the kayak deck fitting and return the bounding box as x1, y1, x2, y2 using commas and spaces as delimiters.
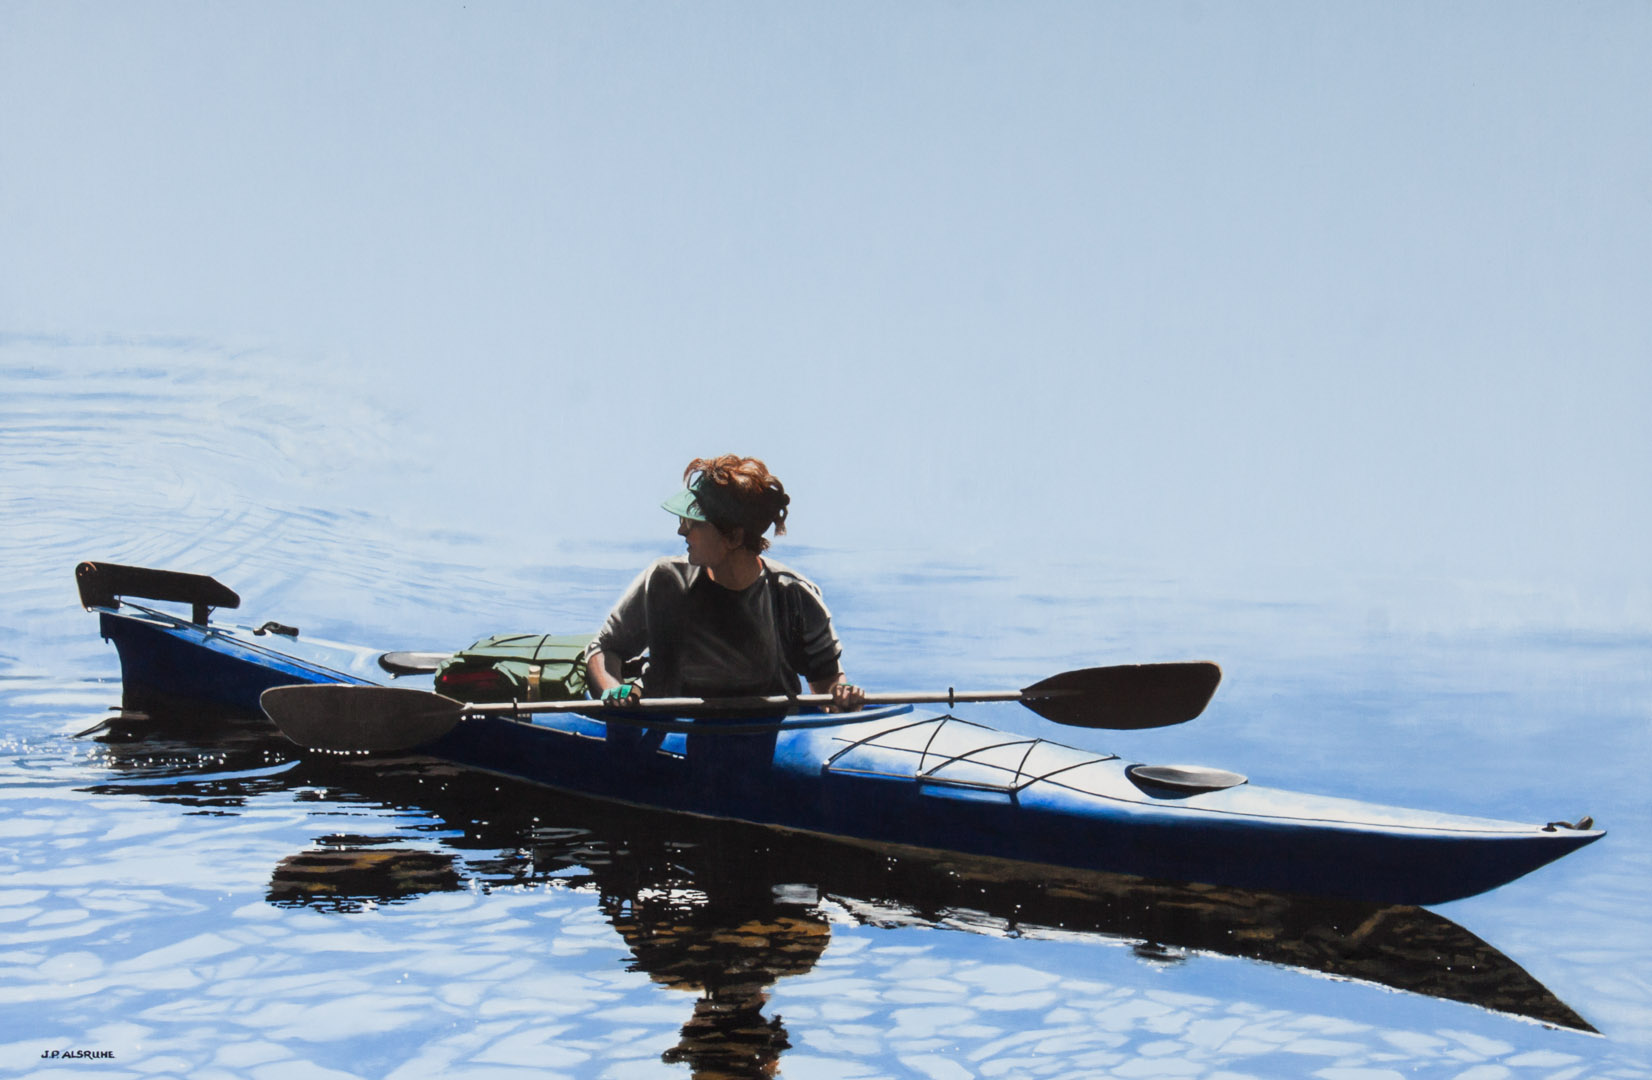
76, 561, 1604, 907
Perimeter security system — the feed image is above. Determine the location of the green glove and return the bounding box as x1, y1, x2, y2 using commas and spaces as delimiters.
601, 683, 639, 705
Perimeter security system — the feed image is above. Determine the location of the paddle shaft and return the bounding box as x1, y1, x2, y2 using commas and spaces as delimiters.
462, 687, 1039, 717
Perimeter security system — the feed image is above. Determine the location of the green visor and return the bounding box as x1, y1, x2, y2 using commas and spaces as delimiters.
660, 486, 708, 522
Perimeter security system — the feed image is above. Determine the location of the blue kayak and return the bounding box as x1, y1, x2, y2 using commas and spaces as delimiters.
79, 562, 1604, 907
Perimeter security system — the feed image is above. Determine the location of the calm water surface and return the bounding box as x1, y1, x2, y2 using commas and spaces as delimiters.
2, 338, 1649, 1079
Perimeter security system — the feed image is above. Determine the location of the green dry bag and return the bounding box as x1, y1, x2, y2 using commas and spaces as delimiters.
433, 632, 595, 703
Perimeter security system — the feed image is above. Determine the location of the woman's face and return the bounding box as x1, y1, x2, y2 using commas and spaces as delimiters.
678, 516, 740, 567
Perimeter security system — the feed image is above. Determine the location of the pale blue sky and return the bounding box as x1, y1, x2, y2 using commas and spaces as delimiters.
3, 2, 1648, 608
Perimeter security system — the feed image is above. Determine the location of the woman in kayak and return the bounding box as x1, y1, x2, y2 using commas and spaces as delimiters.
586, 455, 866, 712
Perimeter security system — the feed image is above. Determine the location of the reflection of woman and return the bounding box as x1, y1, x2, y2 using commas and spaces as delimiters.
603, 891, 830, 1079
587, 455, 865, 712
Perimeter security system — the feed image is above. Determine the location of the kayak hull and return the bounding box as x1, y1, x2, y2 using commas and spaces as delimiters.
91, 603, 1603, 907
435, 708, 1598, 907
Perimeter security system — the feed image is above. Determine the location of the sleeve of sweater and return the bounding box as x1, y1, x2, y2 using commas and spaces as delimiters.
590, 563, 655, 664
781, 574, 844, 682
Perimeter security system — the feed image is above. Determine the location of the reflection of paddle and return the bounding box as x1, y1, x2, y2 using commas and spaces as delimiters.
267, 847, 461, 911
260, 662, 1222, 753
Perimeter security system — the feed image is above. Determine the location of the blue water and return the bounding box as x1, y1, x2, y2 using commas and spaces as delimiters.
2, 338, 1650, 1078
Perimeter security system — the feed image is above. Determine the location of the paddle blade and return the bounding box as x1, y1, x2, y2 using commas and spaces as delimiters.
1022, 662, 1222, 729
260, 684, 466, 752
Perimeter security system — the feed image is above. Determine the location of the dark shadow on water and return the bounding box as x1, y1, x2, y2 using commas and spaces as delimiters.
80, 702, 1598, 1073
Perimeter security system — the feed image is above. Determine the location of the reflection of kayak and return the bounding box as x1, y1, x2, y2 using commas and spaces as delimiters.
94, 711, 1596, 1034
79, 562, 1604, 908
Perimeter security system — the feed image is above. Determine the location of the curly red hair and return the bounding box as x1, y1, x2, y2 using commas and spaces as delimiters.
685, 455, 790, 553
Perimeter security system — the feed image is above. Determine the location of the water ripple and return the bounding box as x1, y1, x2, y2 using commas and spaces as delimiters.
3, 335, 1650, 1078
